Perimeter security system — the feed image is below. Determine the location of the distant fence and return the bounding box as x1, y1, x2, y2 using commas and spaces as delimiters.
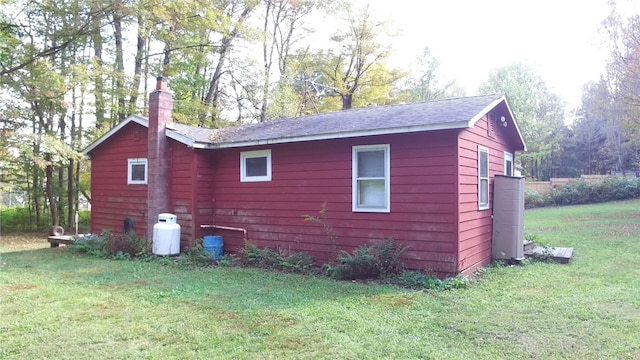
525, 174, 637, 194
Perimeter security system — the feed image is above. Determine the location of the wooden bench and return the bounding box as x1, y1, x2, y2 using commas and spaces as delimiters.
48, 235, 75, 247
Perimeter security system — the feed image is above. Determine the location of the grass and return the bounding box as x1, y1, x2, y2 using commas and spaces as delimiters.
2, 200, 640, 359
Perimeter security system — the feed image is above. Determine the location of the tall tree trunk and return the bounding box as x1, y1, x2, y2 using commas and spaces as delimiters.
68, 108, 76, 230
260, 1, 273, 123
91, 4, 105, 128
129, 15, 146, 115
202, 4, 255, 126
57, 110, 67, 226
342, 94, 353, 110
113, 11, 126, 121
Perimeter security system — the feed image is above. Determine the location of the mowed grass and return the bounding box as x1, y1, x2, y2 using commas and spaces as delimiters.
1, 200, 640, 359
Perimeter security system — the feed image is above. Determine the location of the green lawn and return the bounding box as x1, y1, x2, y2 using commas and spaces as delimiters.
1, 200, 640, 359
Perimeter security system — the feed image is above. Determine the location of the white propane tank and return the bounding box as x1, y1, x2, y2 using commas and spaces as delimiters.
152, 213, 181, 255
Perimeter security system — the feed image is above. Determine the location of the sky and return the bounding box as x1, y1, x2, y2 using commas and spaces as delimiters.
339, 0, 639, 111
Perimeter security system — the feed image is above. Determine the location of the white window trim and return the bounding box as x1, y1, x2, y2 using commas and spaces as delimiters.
352, 144, 391, 213
240, 149, 272, 182
504, 152, 514, 176
127, 158, 148, 185
478, 146, 489, 210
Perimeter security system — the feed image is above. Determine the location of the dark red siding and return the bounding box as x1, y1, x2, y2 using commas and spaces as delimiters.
90, 122, 149, 235
457, 113, 517, 275
206, 131, 460, 275
90, 125, 205, 247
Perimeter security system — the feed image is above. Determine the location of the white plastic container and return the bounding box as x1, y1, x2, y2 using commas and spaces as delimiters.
152, 213, 181, 255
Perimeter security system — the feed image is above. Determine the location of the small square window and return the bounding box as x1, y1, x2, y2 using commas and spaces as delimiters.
128, 158, 148, 185
241, 150, 272, 182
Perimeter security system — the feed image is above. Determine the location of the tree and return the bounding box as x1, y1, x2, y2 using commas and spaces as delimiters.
479, 63, 566, 180
0, 0, 109, 76
573, 82, 610, 174
601, 6, 640, 111
309, 4, 405, 110
398, 47, 465, 102
257, 0, 321, 122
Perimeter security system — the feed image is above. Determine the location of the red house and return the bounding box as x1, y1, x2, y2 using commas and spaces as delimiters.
83, 78, 526, 276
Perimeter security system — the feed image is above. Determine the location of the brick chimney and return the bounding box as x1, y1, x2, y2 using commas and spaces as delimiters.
147, 76, 173, 240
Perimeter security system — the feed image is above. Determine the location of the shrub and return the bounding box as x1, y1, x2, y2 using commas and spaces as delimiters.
180, 243, 215, 268
238, 241, 316, 274
0, 206, 41, 232
324, 237, 408, 280
70, 233, 108, 258
78, 210, 90, 231
525, 177, 640, 208
390, 271, 469, 290
104, 231, 147, 259
70, 230, 147, 259
524, 190, 550, 209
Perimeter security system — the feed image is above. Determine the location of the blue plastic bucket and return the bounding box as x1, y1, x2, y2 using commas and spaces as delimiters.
203, 235, 224, 260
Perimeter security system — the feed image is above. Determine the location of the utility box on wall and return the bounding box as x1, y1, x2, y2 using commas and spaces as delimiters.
492, 175, 525, 261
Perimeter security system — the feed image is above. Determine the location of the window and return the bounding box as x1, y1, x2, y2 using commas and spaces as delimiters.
352, 144, 390, 212
128, 158, 148, 185
478, 146, 489, 210
504, 152, 514, 176
241, 149, 272, 182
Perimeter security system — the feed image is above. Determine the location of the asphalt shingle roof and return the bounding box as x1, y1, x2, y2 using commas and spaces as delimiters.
168, 93, 506, 148
85, 93, 524, 155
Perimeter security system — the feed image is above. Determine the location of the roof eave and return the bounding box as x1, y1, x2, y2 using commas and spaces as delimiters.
204, 121, 471, 149
166, 130, 196, 148
502, 96, 527, 152
470, 94, 527, 152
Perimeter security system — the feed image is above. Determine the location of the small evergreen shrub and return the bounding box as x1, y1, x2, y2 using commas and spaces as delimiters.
324, 237, 408, 280
180, 243, 215, 268
238, 242, 316, 274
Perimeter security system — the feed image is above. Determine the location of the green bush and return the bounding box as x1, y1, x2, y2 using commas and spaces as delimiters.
391, 271, 469, 290
0, 207, 91, 232
180, 242, 215, 268
70, 230, 147, 259
78, 210, 90, 231
324, 237, 408, 280
69, 233, 108, 258
0, 206, 38, 231
525, 177, 640, 209
238, 242, 316, 274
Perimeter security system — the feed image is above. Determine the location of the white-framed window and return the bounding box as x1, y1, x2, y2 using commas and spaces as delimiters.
127, 158, 148, 185
352, 144, 390, 213
504, 152, 514, 176
478, 146, 489, 210
240, 149, 272, 182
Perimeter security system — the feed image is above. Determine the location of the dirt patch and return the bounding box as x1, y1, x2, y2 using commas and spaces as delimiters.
0, 233, 49, 252
530, 227, 560, 232
562, 212, 640, 222
0, 283, 37, 295
367, 293, 417, 308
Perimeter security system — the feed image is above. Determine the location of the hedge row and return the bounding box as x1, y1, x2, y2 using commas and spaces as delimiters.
0, 207, 90, 232
525, 176, 640, 209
